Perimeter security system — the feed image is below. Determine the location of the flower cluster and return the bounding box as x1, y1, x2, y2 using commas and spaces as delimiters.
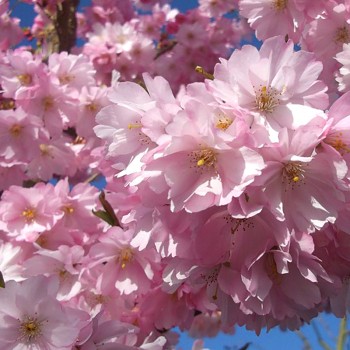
1, 0, 350, 349
80, 0, 250, 89
240, 0, 350, 94
94, 35, 350, 333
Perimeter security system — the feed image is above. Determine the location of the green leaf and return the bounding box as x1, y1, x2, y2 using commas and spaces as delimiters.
98, 191, 120, 227
92, 210, 115, 226
0, 271, 5, 288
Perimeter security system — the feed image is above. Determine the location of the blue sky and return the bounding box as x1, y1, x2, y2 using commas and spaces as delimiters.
8, 0, 347, 349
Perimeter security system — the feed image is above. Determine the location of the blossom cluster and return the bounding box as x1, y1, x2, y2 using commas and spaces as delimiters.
240, 0, 350, 94
79, 0, 249, 89
1, 0, 350, 349
94, 35, 350, 333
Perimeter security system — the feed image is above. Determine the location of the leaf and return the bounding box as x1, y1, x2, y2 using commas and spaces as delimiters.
0, 271, 5, 288
238, 343, 251, 350
92, 210, 115, 226
97, 191, 120, 227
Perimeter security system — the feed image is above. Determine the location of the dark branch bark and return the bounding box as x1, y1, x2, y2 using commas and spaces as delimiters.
54, 0, 80, 53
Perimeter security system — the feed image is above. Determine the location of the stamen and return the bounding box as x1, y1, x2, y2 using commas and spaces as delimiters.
127, 120, 152, 145
200, 268, 220, 300
273, 0, 288, 11
128, 123, 142, 130
334, 26, 350, 44
265, 251, 282, 285
0, 98, 15, 110
255, 85, 280, 113
17, 74, 32, 86
18, 315, 43, 343
230, 218, 254, 235
42, 96, 54, 111
62, 205, 74, 214
59, 74, 74, 84
282, 162, 305, 188
9, 124, 22, 137
86, 103, 98, 112
39, 144, 51, 156
22, 208, 36, 222
325, 132, 350, 155
58, 269, 68, 280
189, 147, 217, 171
118, 247, 134, 269
72, 136, 86, 145
35, 235, 47, 248
195, 66, 214, 80
216, 114, 233, 131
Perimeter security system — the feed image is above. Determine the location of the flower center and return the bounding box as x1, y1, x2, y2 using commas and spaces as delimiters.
334, 26, 350, 44
128, 122, 142, 130
201, 267, 219, 300
59, 74, 74, 85
325, 132, 350, 155
230, 218, 254, 235
215, 114, 233, 131
282, 162, 305, 186
0, 98, 15, 110
189, 147, 217, 171
42, 96, 54, 111
128, 120, 152, 145
39, 144, 52, 156
265, 251, 282, 285
22, 208, 36, 222
17, 74, 32, 86
86, 103, 99, 112
273, 0, 287, 11
19, 316, 43, 343
58, 269, 69, 280
62, 204, 74, 214
255, 85, 280, 113
118, 247, 134, 269
9, 124, 22, 137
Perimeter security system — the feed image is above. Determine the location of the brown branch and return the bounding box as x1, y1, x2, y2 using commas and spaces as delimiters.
54, 0, 80, 53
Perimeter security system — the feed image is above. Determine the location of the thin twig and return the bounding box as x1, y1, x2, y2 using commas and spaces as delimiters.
295, 330, 312, 350
312, 321, 332, 350
337, 317, 348, 350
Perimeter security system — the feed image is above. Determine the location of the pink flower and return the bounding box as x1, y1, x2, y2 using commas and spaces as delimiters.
336, 43, 350, 92
219, 228, 331, 323
323, 90, 350, 157
94, 103, 156, 168
23, 245, 85, 301
16, 71, 79, 137
257, 126, 348, 232
199, 0, 236, 18
76, 311, 139, 350
76, 86, 109, 138
313, 226, 350, 318
0, 183, 63, 242
53, 178, 100, 233
0, 162, 26, 192
208, 36, 328, 137
0, 241, 27, 282
239, 0, 305, 42
175, 23, 208, 49
301, 3, 350, 91
145, 133, 264, 212
0, 107, 43, 163
0, 276, 89, 349
0, 50, 46, 100
27, 135, 78, 181
0, 6, 23, 50
87, 226, 159, 295
48, 52, 96, 90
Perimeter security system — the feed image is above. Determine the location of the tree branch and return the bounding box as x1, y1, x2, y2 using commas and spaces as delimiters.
54, 0, 79, 53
